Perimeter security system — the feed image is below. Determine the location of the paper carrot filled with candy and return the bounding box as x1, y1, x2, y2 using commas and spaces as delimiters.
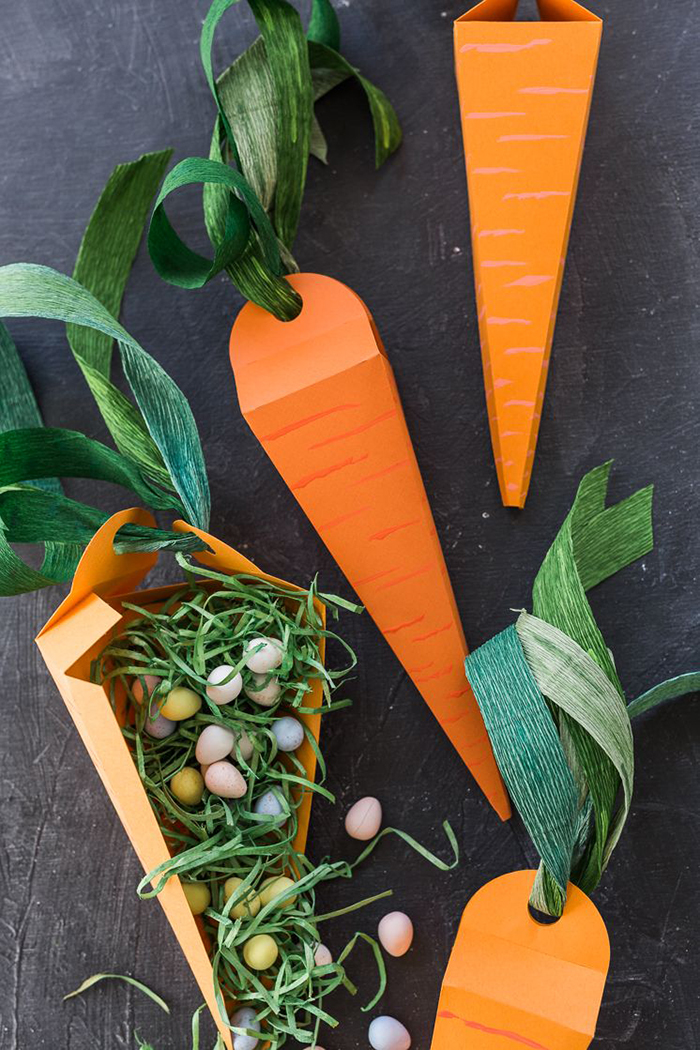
230, 273, 510, 821
454, 0, 603, 507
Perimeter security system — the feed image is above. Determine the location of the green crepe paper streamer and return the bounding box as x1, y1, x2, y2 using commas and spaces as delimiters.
0, 264, 210, 530
628, 672, 700, 719
307, 0, 341, 51
66, 149, 175, 490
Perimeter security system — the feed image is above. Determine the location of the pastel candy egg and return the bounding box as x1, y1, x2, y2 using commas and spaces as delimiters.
144, 711, 176, 739
196, 724, 235, 764
259, 875, 297, 909
161, 687, 202, 721
223, 876, 261, 918
232, 729, 254, 762
170, 767, 205, 806
243, 933, 278, 970
244, 674, 281, 707
378, 912, 414, 957
182, 881, 210, 916
244, 637, 284, 674
271, 716, 304, 752
206, 664, 243, 705
314, 943, 333, 967
253, 789, 286, 819
231, 1006, 260, 1050
205, 761, 247, 799
368, 1017, 411, 1050
345, 797, 382, 841
132, 674, 161, 704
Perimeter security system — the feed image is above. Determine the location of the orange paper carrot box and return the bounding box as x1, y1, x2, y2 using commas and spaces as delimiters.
230, 273, 510, 821
454, 0, 603, 507
35, 509, 328, 1048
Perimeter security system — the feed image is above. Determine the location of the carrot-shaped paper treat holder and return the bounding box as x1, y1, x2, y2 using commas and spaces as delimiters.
454, 0, 603, 507
230, 273, 510, 821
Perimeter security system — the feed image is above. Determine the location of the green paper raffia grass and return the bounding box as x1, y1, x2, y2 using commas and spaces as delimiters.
93, 560, 458, 1047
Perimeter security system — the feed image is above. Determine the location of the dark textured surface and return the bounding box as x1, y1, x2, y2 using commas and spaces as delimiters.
1, 1, 699, 1047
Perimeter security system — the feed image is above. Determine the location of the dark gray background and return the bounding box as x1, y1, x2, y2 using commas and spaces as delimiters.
1, 0, 698, 1047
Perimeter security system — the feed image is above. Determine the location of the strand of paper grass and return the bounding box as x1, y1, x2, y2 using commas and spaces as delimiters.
96, 571, 456, 1046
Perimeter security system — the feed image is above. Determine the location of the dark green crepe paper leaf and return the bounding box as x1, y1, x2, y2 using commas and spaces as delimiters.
628, 672, 700, 719
307, 0, 341, 51
308, 42, 402, 168
63, 972, 170, 1014
465, 625, 579, 902
0, 264, 210, 529
68, 149, 173, 376
0, 529, 76, 595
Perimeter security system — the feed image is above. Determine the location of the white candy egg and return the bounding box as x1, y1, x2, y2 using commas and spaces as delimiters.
271, 716, 304, 752
232, 729, 254, 762
231, 1006, 260, 1050
368, 1016, 411, 1050
378, 912, 414, 957
144, 711, 176, 739
244, 637, 284, 674
345, 797, 382, 840
244, 673, 281, 707
314, 943, 333, 967
253, 789, 286, 818
196, 724, 235, 765
204, 760, 247, 799
206, 664, 243, 705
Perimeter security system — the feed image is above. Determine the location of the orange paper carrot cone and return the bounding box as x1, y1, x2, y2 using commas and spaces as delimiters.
454, 0, 603, 507
431, 870, 610, 1049
36, 510, 327, 1048
229, 273, 510, 821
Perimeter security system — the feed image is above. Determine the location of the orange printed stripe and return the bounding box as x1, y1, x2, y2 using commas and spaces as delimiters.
351, 459, 409, 486
319, 506, 370, 531
383, 614, 426, 635
438, 1011, 550, 1050
412, 622, 453, 643
377, 564, 431, 592
351, 567, 398, 587
369, 520, 418, 542
261, 403, 359, 441
309, 409, 397, 450
415, 663, 453, 683
291, 454, 369, 491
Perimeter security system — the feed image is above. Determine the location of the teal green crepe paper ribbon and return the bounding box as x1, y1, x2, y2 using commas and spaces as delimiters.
628, 673, 700, 719
307, 0, 341, 51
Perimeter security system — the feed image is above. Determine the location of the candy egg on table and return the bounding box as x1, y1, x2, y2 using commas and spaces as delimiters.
206, 664, 243, 705
244, 636, 284, 674
253, 789, 287, 819
378, 912, 413, 957
259, 875, 297, 909
196, 724, 235, 764
144, 709, 176, 739
160, 686, 202, 721
314, 943, 333, 967
131, 674, 161, 704
368, 1016, 411, 1050
271, 716, 304, 752
231, 1006, 260, 1050
181, 881, 211, 916
170, 767, 205, 806
244, 673, 281, 707
345, 796, 382, 840
243, 933, 279, 970
232, 729, 254, 762
223, 876, 261, 918
205, 760, 247, 799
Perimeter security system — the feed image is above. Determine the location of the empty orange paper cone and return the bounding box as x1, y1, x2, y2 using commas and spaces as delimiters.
431, 870, 610, 1049
229, 273, 510, 821
36, 509, 327, 1048
454, 0, 603, 507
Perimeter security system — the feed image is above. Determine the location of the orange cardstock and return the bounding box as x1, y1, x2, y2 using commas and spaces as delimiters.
36, 509, 327, 1047
431, 869, 610, 1050
454, 0, 603, 507
229, 272, 510, 821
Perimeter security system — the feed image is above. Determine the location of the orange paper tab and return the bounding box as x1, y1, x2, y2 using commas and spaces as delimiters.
36, 510, 327, 1048
230, 273, 510, 820
431, 870, 610, 1049
455, 0, 602, 507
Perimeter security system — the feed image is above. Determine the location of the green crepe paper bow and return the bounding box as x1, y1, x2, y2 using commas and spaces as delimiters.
148, 0, 402, 319
465, 463, 700, 918
0, 152, 212, 596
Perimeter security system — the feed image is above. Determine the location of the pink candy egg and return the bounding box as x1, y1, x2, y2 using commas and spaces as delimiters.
378, 912, 413, 957
345, 796, 382, 840
132, 674, 161, 704
196, 724, 235, 764
204, 761, 247, 799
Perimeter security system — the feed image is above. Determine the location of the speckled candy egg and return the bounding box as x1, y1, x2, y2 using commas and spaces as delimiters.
244, 674, 281, 707
231, 1006, 260, 1050
206, 664, 243, 705
204, 760, 247, 798
132, 674, 161, 704
144, 709, 176, 739
161, 686, 202, 721
232, 729, 254, 762
196, 724, 235, 764
368, 1016, 411, 1050
271, 716, 304, 752
253, 789, 287, 819
314, 943, 333, 967
378, 912, 413, 957
244, 636, 284, 674
345, 797, 382, 840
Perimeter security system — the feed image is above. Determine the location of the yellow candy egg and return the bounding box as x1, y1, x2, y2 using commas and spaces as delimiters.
223, 876, 261, 919
182, 882, 211, 915
243, 933, 279, 970
170, 767, 205, 806
259, 875, 297, 909
161, 687, 202, 721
